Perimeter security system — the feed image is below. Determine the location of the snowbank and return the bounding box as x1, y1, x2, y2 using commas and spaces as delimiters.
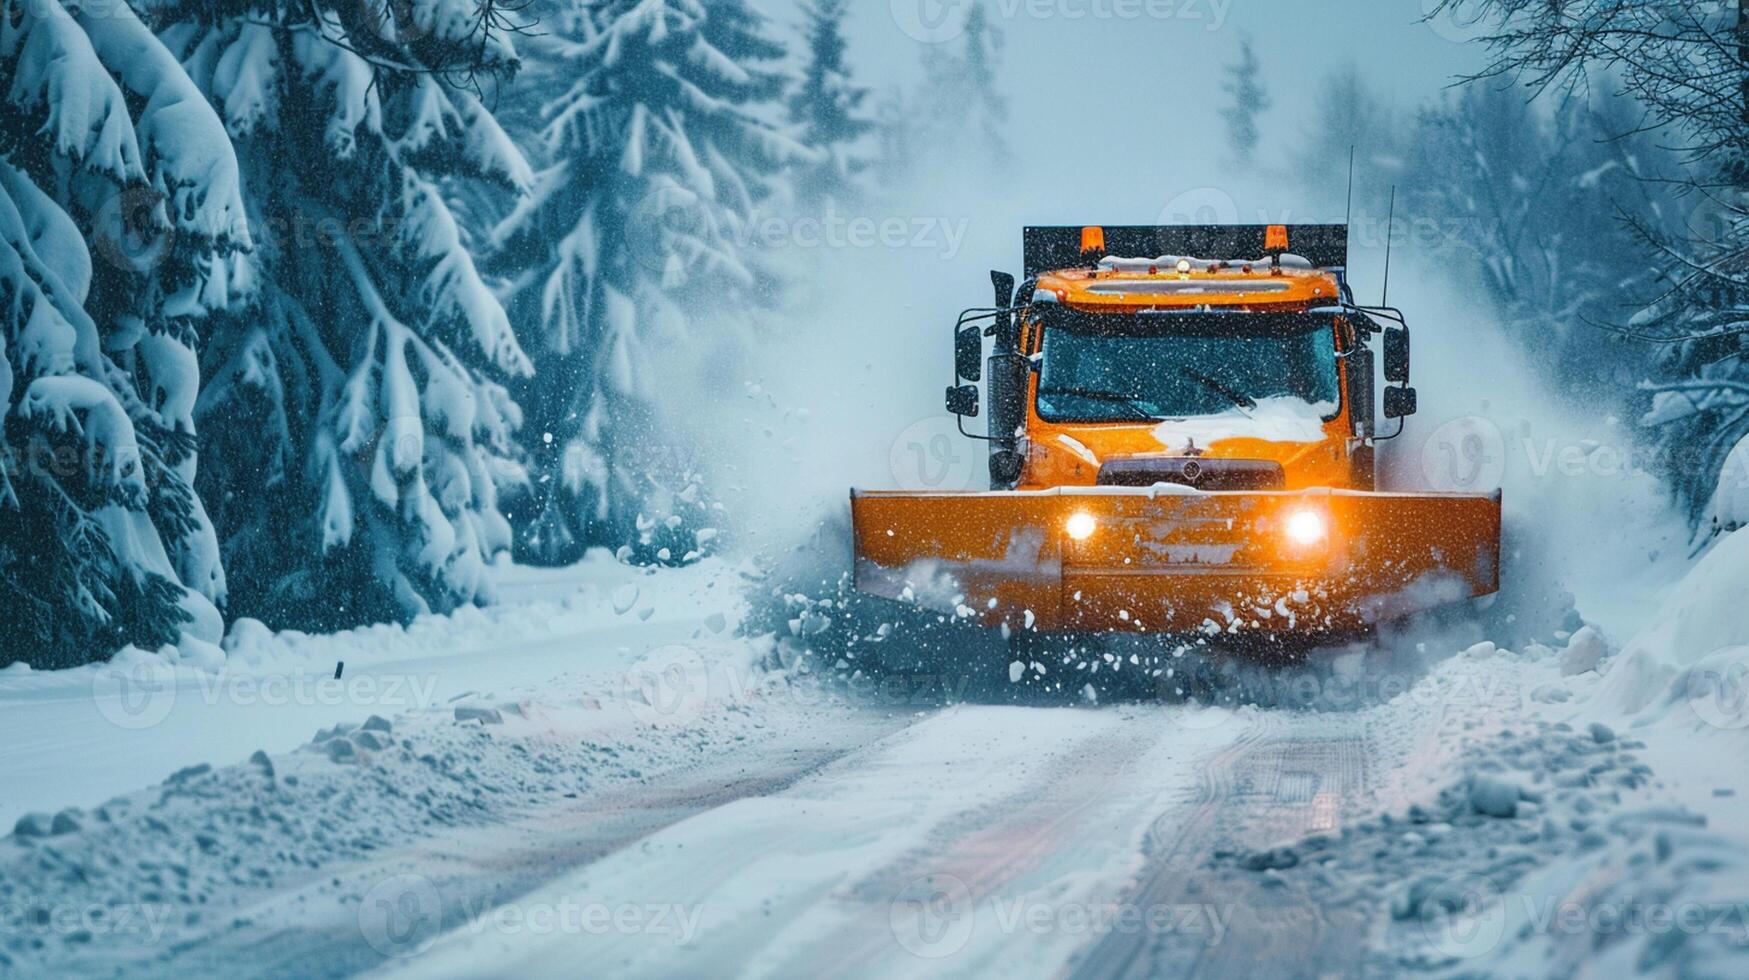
0, 553, 749, 830
1594, 528, 1749, 726
0, 631, 784, 977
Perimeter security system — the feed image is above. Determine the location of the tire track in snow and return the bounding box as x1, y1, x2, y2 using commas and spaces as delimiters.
382, 705, 1160, 979
764, 720, 1156, 975
1068, 714, 1377, 980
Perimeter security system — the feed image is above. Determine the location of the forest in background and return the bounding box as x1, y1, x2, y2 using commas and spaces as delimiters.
2, 0, 1743, 667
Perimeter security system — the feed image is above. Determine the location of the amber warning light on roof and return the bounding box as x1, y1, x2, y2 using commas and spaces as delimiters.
1079, 225, 1105, 259
1266, 224, 1290, 253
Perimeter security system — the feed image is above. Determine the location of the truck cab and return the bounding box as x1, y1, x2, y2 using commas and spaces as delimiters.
854, 224, 1493, 642
951, 225, 1415, 497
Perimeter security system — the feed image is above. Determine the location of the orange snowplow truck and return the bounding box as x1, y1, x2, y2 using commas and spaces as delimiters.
851, 225, 1501, 645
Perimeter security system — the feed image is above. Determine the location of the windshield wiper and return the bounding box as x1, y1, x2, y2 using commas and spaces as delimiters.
1178, 368, 1256, 415
1037, 387, 1165, 421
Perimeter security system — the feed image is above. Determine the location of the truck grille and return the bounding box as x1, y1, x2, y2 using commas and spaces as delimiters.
1097, 457, 1286, 491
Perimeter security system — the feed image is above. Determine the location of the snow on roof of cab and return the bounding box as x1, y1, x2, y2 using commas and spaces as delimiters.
1097, 254, 1318, 273
1083, 279, 1295, 296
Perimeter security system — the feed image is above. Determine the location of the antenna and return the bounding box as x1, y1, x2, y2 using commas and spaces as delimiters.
1344, 146, 1356, 237
1381, 185, 1397, 307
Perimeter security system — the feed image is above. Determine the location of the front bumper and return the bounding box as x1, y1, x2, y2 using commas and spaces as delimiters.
850, 486, 1501, 635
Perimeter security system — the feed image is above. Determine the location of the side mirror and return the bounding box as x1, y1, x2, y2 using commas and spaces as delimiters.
946, 384, 980, 418
991, 270, 1016, 309
955, 327, 983, 381
1383, 327, 1410, 384
1383, 385, 1417, 420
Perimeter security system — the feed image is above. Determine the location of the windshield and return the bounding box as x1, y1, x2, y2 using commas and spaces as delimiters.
1035, 311, 1341, 423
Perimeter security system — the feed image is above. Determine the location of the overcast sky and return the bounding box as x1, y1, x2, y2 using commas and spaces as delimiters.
757, 0, 1493, 218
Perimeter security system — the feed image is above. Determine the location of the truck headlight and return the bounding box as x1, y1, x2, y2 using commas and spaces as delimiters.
1284, 509, 1328, 547
1066, 512, 1098, 541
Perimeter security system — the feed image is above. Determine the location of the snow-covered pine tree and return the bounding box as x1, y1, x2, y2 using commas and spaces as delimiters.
157, 0, 538, 628
1300, 63, 1401, 196
871, 87, 914, 186
490, 0, 811, 564
911, 1, 1008, 173
1220, 36, 1271, 165
788, 0, 873, 205
1, 0, 250, 667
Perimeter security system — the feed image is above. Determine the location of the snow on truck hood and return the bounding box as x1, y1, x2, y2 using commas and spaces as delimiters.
1148, 396, 1335, 446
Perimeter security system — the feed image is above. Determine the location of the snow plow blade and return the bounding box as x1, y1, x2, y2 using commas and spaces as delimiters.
850, 487, 1501, 635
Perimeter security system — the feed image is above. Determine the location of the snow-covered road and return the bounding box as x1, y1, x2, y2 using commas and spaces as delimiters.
6, 546, 1749, 979
369, 649, 1540, 980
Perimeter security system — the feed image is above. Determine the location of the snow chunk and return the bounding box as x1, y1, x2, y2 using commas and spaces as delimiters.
1558, 625, 1606, 676
1466, 773, 1524, 818
1704, 433, 1749, 532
